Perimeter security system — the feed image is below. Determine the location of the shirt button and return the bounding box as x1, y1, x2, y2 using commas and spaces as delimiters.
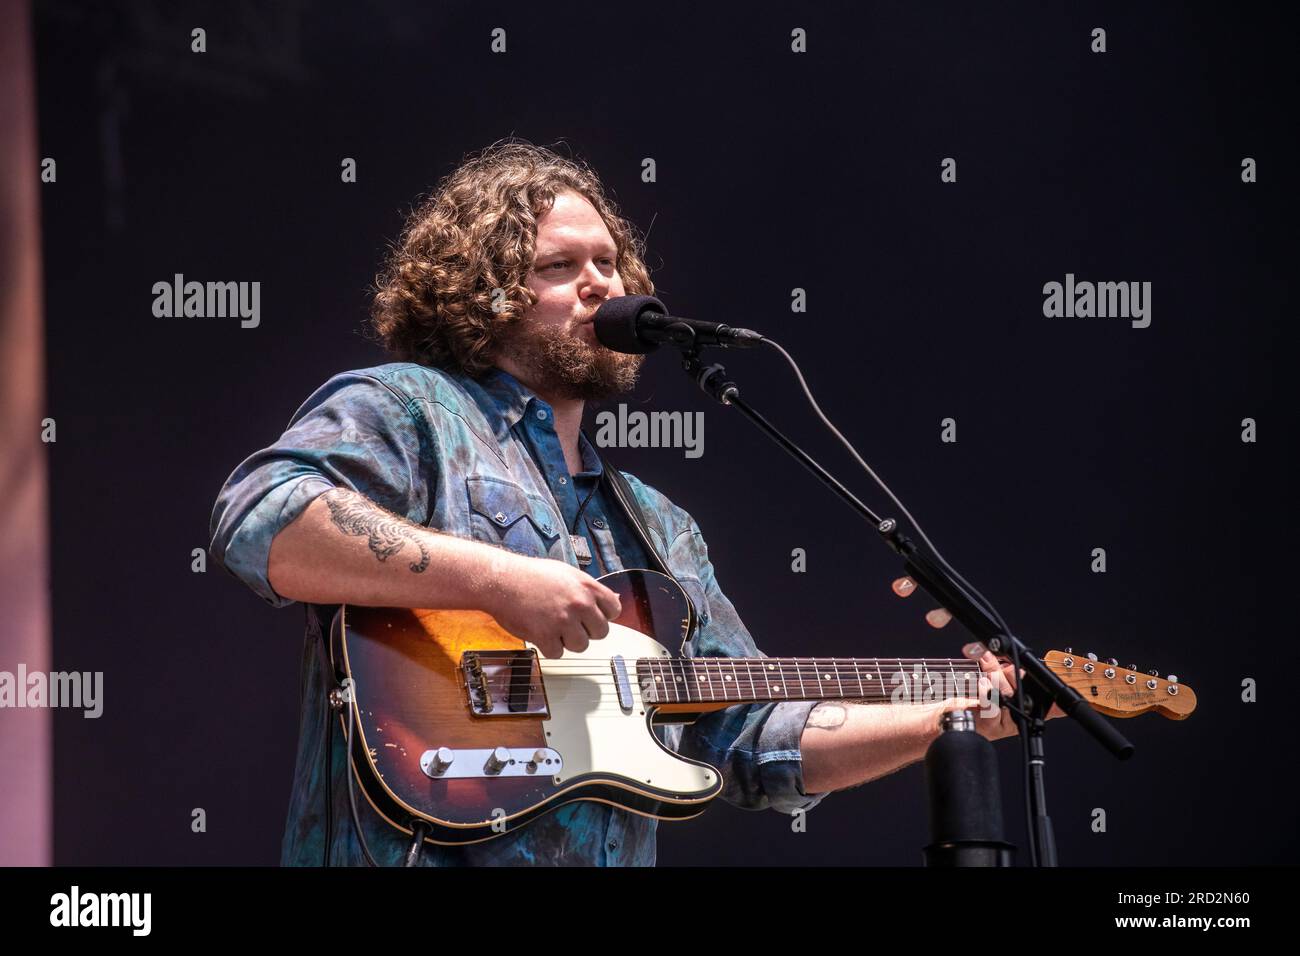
535, 409, 548, 421
607, 839, 619, 851
592, 519, 606, 530
558, 476, 567, 485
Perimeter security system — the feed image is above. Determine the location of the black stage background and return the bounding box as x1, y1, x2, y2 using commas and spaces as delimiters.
34, 1, 1294, 865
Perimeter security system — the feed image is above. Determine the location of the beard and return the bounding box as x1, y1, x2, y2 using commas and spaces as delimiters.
494, 317, 644, 401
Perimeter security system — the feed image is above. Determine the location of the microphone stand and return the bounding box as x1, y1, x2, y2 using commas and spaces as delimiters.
675, 343, 1135, 867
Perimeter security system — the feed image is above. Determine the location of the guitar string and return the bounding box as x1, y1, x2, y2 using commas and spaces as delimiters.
442, 658, 1076, 670
466, 664, 994, 706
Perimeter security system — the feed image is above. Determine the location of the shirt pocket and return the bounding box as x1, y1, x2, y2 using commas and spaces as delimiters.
465, 475, 563, 559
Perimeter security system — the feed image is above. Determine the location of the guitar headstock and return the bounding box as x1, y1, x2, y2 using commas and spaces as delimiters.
1043, 650, 1196, 719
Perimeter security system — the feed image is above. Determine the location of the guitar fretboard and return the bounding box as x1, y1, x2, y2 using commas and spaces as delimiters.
636, 657, 984, 706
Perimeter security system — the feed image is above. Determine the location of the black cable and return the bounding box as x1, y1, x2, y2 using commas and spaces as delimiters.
404, 820, 432, 866
313, 621, 335, 868
759, 336, 1040, 866
761, 337, 1011, 635
323, 694, 333, 867
342, 682, 380, 867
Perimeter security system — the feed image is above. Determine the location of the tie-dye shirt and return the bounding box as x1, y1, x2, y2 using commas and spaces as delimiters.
209, 362, 826, 866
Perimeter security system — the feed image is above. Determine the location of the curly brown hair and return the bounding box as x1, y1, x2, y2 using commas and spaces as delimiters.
368, 140, 655, 377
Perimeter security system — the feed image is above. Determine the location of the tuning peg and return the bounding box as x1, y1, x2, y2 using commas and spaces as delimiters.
1127, 664, 1137, 671
1064, 647, 1073, 654
1087, 652, 1098, 661
1167, 675, 1179, 684
1106, 658, 1118, 666
1148, 669, 1159, 677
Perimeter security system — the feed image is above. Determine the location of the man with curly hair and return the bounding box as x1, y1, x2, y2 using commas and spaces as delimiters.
209, 141, 1025, 867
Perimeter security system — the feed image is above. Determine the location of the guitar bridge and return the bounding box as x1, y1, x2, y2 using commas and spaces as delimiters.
461, 651, 550, 718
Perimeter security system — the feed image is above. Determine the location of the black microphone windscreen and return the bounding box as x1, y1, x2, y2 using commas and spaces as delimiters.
592, 295, 667, 354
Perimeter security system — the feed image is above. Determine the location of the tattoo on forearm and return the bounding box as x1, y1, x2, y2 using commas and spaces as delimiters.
321, 489, 430, 573
806, 700, 877, 732
807, 702, 847, 731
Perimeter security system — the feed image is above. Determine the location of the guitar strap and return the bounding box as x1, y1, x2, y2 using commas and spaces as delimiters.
590, 438, 700, 652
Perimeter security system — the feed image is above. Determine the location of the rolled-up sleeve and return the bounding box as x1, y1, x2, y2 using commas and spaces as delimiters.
208, 371, 436, 608
664, 515, 828, 816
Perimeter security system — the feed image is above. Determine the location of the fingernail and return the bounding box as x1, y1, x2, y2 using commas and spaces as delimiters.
962, 642, 985, 658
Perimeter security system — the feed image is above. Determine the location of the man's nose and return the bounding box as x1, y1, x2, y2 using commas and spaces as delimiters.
585, 274, 613, 304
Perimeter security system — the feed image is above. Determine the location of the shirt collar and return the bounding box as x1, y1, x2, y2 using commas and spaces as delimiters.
574, 429, 604, 478
476, 365, 540, 431
473, 366, 604, 477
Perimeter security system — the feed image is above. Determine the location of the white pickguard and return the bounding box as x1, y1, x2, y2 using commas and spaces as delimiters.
535, 623, 717, 800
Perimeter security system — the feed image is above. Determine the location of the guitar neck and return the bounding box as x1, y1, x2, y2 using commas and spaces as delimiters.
637, 656, 984, 707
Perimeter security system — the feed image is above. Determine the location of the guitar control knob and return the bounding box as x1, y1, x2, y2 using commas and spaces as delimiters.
429, 747, 454, 775
484, 746, 512, 775
525, 749, 548, 773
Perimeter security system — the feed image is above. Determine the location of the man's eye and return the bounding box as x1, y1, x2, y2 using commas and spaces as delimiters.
539, 258, 613, 272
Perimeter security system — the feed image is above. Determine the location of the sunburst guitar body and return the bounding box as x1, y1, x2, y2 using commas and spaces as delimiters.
329, 569, 1195, 846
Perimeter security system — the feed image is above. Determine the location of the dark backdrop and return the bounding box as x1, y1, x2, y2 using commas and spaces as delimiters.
35, 0, 1294, 865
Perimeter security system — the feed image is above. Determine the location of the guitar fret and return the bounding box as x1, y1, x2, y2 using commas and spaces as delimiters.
644, 656, 982, 708
638, 656, 997, 709
767, 659, 780, 700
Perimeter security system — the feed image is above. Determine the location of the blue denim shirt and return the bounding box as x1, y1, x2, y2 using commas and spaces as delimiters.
209, 362, 827, 865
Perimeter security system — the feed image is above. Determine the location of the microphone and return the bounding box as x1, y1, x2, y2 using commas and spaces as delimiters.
592, 295, 766, 354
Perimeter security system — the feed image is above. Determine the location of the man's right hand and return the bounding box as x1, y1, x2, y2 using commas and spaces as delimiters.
482, 553, 622, 659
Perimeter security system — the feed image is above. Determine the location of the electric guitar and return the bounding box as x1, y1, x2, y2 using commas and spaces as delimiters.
329, 569, 1195, 846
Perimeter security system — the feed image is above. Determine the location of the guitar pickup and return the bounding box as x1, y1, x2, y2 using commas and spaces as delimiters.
610, 655, 633, 712
461, 651, 550, 718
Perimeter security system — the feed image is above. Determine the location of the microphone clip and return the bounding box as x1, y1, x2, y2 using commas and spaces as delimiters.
681, 349, 740, 405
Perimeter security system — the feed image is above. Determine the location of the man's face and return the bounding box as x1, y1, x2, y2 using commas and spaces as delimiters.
493, 189, 643, 401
